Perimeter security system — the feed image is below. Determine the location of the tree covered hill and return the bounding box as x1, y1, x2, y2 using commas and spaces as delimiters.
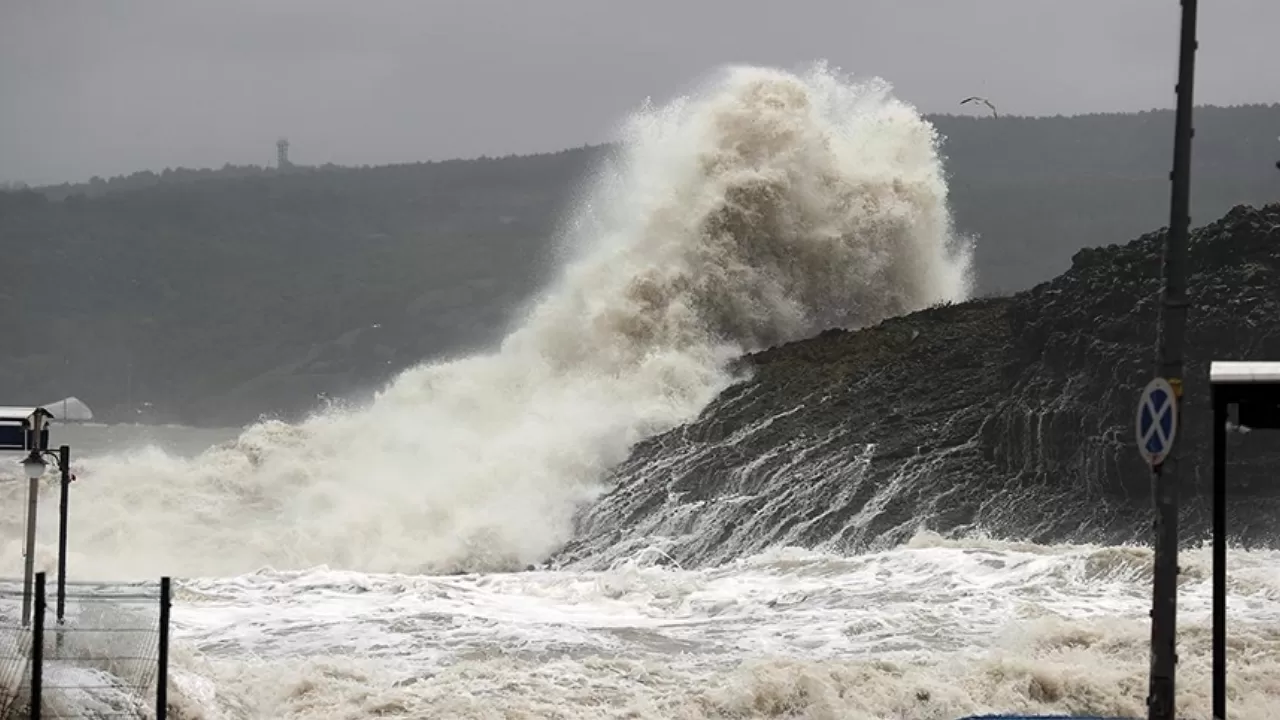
1, 105, 1277, 426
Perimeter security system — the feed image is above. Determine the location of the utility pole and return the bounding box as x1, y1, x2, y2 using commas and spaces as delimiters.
1146, 1, 1198, 719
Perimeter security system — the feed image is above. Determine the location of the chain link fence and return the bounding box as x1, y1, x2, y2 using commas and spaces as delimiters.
0, 573, 170, 720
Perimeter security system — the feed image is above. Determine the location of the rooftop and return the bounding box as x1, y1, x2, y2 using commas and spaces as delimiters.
1209, 361, 1280, 384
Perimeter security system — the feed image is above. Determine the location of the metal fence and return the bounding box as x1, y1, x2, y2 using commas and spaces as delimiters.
0, 573, 170, 720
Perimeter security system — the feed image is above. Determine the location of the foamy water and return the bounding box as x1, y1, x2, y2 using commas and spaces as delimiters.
5, 530, 1278, 718
159, 537, 1279, 719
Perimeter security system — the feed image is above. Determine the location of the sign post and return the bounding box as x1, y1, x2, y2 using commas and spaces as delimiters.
1144, 1, 1198, 717
1139, 373, 1181, 720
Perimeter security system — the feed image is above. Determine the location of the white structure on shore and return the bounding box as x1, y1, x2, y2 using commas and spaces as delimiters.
39, 396, 93, 422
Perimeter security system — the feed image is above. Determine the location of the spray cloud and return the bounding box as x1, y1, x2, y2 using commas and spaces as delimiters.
1, 63, 972, 579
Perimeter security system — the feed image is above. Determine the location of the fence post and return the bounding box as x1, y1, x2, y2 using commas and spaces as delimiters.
31, 572, 44, 720
156, 576, 170, 720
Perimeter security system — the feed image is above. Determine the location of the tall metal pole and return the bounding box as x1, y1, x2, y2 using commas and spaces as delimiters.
1147, 1, 1198, 719
56, 445, 71, 623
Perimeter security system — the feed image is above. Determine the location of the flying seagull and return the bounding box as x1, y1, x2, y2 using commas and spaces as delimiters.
960, 96, 999, 118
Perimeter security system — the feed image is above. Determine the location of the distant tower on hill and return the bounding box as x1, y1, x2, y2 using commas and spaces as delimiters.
276, 137, 292, 170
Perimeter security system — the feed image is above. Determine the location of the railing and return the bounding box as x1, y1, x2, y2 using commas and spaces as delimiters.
0, 573, 170, 720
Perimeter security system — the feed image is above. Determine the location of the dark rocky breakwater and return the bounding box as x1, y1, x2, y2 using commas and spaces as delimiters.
553, 203, 1280, 570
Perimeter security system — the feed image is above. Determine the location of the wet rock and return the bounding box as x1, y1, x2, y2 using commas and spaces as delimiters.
553, 203, 1280, 569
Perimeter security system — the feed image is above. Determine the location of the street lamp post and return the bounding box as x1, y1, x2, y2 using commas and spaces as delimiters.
54, 445, 70, 623
2, 407, 75, 628
20, 451, 45, 627
16, 446, 74, 628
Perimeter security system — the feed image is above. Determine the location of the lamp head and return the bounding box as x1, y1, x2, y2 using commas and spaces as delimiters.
21, 451, 46, 480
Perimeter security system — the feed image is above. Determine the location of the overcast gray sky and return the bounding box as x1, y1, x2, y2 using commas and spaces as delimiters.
2, 0, 1276, 185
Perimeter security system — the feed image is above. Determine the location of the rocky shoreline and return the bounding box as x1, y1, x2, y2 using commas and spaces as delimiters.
553, 203, 1280, 569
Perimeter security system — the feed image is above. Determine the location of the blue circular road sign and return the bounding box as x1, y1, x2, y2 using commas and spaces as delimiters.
1136, 377, 1179, 467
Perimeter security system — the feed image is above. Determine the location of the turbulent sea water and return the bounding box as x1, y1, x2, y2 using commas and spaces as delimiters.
1, 64, 1278, 718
